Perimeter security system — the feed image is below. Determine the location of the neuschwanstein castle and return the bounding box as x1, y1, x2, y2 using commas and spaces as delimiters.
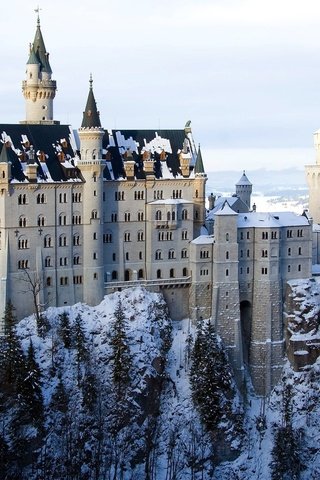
0, 16, 316, 394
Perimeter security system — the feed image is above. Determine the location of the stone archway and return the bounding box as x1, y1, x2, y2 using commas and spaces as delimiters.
240, 300, 252, 365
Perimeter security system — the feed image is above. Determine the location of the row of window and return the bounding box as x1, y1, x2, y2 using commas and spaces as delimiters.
18, 233, 82, 249
155, 249, 188, 260
19, 255, 82, 269
111, 267, 189, 281
18, 192, 83, 205
155, 209, 188, 221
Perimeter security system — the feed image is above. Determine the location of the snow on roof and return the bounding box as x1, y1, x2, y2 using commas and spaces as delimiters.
237, 211, 310, 228
149, 198, 193, 205
236, 170, 252, 186
191, 234, 214, 245
142, 132, 172, 155
214, 200, 238, 216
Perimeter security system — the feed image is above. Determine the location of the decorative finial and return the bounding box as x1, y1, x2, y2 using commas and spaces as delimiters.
34, 6, 42, 26
89, 73, 93, 90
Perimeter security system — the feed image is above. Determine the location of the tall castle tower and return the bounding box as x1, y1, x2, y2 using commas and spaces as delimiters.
236, 171, 252, 210
77, 77, 106, 306
306, 130, 320, 223
21, 13, 58, 125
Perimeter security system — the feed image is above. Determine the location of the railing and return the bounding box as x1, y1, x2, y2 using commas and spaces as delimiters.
105, 276, 192, 289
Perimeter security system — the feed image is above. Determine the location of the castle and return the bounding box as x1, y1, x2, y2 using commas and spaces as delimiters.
0, 16, 313, 394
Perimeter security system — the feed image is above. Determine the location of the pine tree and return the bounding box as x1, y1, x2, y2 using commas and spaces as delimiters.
58, 311, 72, 348
109, 300, 132, 398
190, 319, 234, 432
73, 313, 88, 385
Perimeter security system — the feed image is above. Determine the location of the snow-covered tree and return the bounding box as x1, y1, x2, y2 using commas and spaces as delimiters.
58, 311, 72, 348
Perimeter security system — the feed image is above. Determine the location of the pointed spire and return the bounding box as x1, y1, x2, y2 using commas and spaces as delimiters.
81, 76, 102, 128
0, 144, 11, 164
194, 144, 205, 174
31, 9, 52, 74
236, 170, 252, 186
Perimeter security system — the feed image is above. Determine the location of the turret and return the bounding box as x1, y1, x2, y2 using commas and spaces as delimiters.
21, 13, 58, 125
193, 145, 207, 236
236, 171, 252, 210
0, 143, 12, 195
77, 77, 105, 306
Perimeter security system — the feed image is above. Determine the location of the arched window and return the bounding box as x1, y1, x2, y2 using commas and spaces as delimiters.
59, 235, 67, 247
226, 233, 229, 241
182, 209, 188, 220
168, 249, 175, 259
172, 211, 176, 221
138, 211, 144, 221
138, 269, 144, 279
157, 269, 161, 279
18, 194, 27, 205
167, 211, 171, 221
73, 234, 80, 246
137, 231, 144, 242
181, 248, 188, 258
170, 268, 175, 278
19, 216, 26, 227
46, 277, 52, 286
36, 193, 46, 204
226, 251, 229, 260
37, 215, 46, 227
124, 232, 131, 242
18, 236, 28, 249
45, 256, 52, 267
44, 235, 52, 248
182, 230, 188, 240
59, 213, 67, 226
155, 210, 162, 221
182, 267, 188, 277
124, 212, 131, 222
155, 250, 162, 260
91, 209, 98, 219
112, 270, 118, 280
125, 270, 130, 281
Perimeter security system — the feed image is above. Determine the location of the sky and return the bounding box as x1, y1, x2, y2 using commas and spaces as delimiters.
1, 0, 320, 171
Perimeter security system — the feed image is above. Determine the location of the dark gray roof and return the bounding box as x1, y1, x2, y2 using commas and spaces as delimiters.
194, 145, 205, 174
81, 78, 101, 128
32, 24, 52, 74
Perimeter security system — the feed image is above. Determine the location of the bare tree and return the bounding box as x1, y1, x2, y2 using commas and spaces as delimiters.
20, 269, 47, 336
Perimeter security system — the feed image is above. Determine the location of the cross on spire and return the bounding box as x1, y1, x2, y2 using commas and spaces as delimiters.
34, 5, 42, 26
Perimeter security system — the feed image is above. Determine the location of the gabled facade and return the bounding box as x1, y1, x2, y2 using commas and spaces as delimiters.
0, 17, 313, 395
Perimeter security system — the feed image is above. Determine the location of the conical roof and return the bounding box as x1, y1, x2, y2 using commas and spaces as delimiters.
236, 170, 252, 186
194, 145, 205, 174
32, 17, 52, 74
0, 144, 11, 164
214, 200, 237, 216
81, 76, 102, 128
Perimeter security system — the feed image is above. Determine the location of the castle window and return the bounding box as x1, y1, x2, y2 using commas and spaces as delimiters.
226, 269, 229, 277
73, 234, 80, 246
125, 252, 129, 261
200, 249, 209, 259
44, 235, 52, 248
19, 216, 27, 227
134, 191, 144, 200
45, 256, 52, 267
155, 210, 162, 221
18, 236, 28, 250
262, 232, 268, 240
168, 249, 175, 259
157, 269, 162, 279
59, 257, 68, 266
91, 210, 98, 219
287, 230, 293, 238
72, 192, 82, 203
247, 249, 250, 258
60, 277, 68, 286
18, 259, 29, 269
155, 250, 162, 260
36, 193, 46, 204
297, 229, 303, 237
262, 267, 268, 274
112, 271, 118, 280
167, 211, 171, 221
288, 248, 291, 256
181, 248, 188, 259
111, 213, 118, 222
183, 267, 188, 276
182, 209, 188, 220
125, 270, 130, 281
182, 230, 188, 240
170, 268, 175, 278
298, 247, 302, 255
247, 267, 250, 274
93, 232, 97, 240
288, 265, 291, 273
73, 256, 80, 265
139, 251, 143, 260
115, 191, 125, 201
93, 252, 97, 260
93, 273, 98, 280
18, 194, 27, 205
262, 250, 268, 258
195, 190, 198, 198
93, 190, 97, 197
271, 231, 277, 239
138, 211, 144, 221
226, 233, 229, 242
154, 190, 163, 200
124, 232, 131, 242
226, 251, 229, 260
112, 253, 116, 261
240, 250, 243, 258
138, 269, 144, 279
103, 233, 112, 243
73, 276, 83, 284
59, 235, 67, 247
59, 193, 67, 203
240, 267, 243, 274
72, 214, 81, 225
124, 212, 131, 222
137, 231, 144, 242
246, 231, 250, 239
37, 215, 46, 227
46, 277, 52, 287
240, 232, 244, 240
298, 264, 301, 272
59, 213, 67, 226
